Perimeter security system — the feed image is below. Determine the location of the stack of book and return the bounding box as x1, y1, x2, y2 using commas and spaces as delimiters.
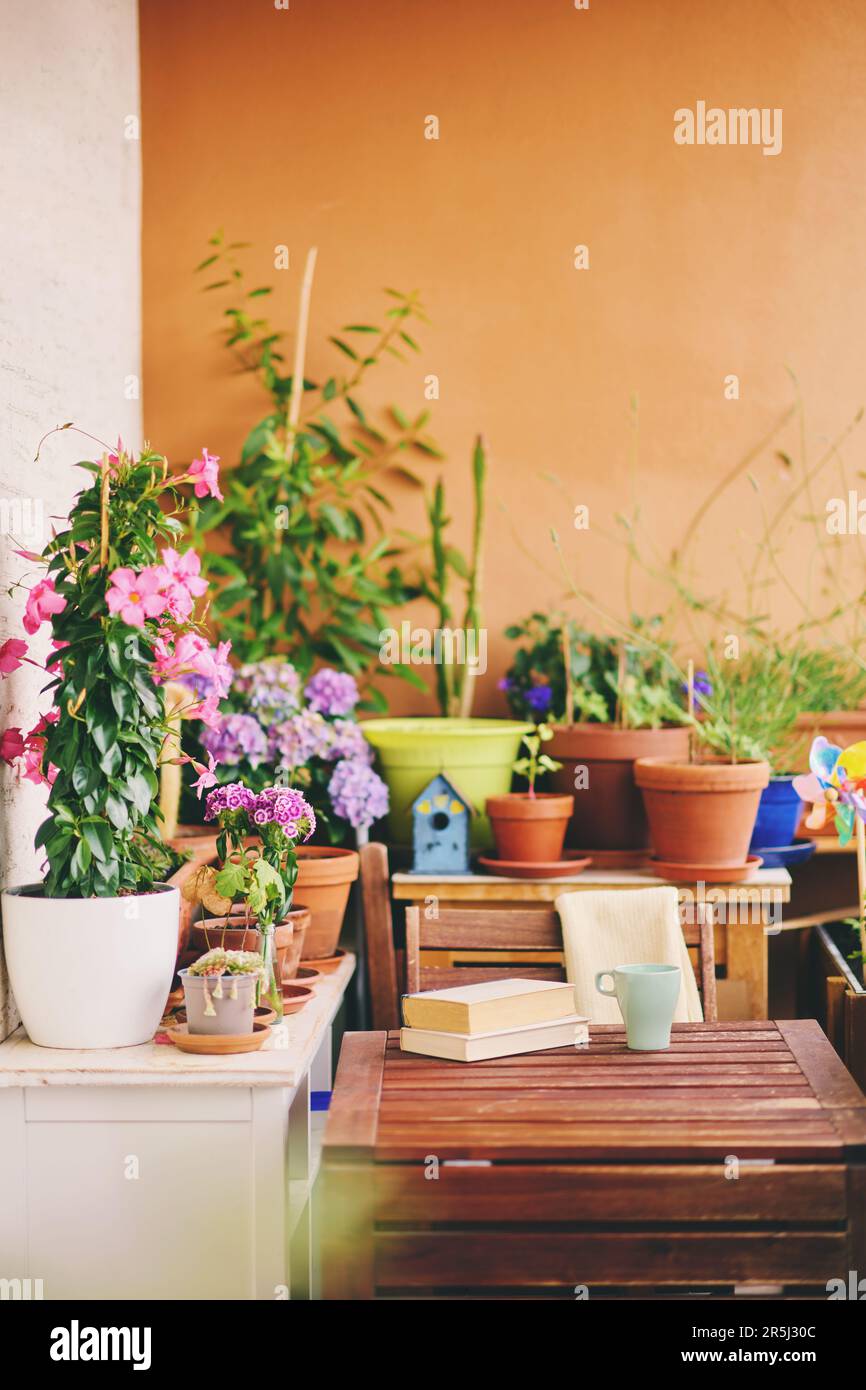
399, 978, 588, 1061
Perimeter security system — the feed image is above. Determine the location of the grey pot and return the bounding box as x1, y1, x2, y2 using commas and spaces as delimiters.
179, 969, 257, 1035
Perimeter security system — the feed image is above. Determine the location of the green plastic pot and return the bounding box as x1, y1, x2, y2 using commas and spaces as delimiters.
361, 717, 532, 848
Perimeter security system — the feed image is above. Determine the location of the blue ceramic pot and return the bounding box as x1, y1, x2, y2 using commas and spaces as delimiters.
749, 776, 802, 851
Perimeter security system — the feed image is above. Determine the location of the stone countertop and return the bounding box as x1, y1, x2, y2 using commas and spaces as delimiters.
0, 953, 354, 1089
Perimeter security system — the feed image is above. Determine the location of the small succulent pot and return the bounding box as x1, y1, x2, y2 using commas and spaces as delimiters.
179, 968, 258, 1036
485, 793, 575, 863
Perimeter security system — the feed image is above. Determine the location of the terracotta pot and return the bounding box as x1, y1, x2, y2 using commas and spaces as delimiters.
276, 905, 310, 982
189, 917, 260, 958
634, 758, 770, 868
485, 793, 574, 864
548, 724, 691, 852
191, 903, 311, 979
296, 846, 360, 958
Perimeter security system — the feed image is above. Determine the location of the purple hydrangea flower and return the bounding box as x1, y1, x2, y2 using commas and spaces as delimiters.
327, 758, 389, 829
201, 713, 269, 768
268, 709, 333, 768
233, 659, 301, 723
325, 718, 374, 765
304, 668, 359, 717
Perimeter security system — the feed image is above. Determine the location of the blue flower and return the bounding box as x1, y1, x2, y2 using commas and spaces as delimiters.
525, 684, 553, 714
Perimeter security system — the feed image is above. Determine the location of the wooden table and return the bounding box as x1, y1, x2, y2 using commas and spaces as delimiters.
321, 1019, 866, 1299
0, 953, 354, 1301
392, 867, 792, 1021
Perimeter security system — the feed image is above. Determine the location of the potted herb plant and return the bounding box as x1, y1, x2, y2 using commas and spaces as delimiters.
485, 724, 574, 863
501, 615, 690, 859
0, 432, 228, 1049
184, 781, 317, 1016
179, 948, 263, 1035
634, 647, 780, 871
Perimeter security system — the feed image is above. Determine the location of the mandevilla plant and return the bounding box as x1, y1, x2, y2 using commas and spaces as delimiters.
0, 429, 229, 898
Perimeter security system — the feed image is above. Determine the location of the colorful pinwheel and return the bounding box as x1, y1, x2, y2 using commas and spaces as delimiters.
793, 737, 866, 846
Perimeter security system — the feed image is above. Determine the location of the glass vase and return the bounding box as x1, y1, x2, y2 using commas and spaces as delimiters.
258, 924, 284, 1020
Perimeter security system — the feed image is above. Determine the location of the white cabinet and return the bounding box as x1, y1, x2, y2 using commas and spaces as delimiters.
0, 957, 353, 1300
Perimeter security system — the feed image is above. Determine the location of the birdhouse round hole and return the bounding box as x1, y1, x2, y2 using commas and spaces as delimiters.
431, 811, 450, 830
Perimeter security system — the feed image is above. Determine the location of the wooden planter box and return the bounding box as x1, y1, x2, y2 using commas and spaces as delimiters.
812, 922, 866, 1094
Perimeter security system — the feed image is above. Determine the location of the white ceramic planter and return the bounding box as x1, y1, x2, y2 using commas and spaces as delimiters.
1, 883, 179, 1049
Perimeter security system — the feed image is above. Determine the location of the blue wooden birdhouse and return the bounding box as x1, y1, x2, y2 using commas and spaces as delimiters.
411, 773, 473, 874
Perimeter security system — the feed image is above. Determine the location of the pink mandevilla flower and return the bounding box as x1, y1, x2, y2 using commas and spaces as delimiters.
106, 567, 166, 628
0, 638, 28, 675
23, 578, 66, 635
155, 547, 208, 620
188, 448, 223, 502
0, 727, 25, 764
190, 751, 218, 799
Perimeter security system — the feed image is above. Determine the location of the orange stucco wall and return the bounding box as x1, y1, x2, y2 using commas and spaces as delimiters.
140, 0, 866, 713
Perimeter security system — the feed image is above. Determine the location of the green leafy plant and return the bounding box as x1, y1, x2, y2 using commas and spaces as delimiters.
691, 641, 866, 771
512, 723, 562, 797
502, 613, 686, 729
419, 435, 487, 716
1, 428, 225, 898
188, 233, 444, 706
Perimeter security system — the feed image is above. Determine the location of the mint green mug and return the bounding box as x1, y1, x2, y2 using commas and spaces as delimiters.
595, 963, 681, 1051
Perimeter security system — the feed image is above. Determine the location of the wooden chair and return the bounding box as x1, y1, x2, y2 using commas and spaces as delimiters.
404, 902, 718, 1022
359, 841, 401, 1030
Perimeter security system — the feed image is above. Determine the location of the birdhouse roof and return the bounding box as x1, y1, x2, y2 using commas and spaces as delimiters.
412, 772, 475, 815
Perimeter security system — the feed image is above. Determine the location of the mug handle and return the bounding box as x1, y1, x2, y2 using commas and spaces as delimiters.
595, 970, 617, 997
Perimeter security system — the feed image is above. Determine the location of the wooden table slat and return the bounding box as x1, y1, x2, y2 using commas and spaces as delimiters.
373, 1163, 848, 1224
374, 1230, 845, 1289
322, 1031, 386, 1159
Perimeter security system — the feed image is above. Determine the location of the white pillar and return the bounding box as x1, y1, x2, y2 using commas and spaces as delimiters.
0, 0, 142, 1038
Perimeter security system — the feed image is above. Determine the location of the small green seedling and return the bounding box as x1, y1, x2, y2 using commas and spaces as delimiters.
512, 723, 563, 798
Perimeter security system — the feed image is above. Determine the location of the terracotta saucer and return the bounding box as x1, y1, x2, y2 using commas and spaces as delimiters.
301, 947, 347, 973
166, 1021, 271, 1055
254, 1005, 278, 1026
645, 854, 764, 883
477, 851, 592, 880
571, 847, 650, 869
293, 966, 322, 987
281, 983, 314, 1015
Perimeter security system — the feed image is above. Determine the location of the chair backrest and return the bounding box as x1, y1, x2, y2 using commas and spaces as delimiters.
359, 841, 401, 1029
404, 901, 718, 1022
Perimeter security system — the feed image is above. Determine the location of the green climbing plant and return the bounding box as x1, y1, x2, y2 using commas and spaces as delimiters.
187, 232, 444, 708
